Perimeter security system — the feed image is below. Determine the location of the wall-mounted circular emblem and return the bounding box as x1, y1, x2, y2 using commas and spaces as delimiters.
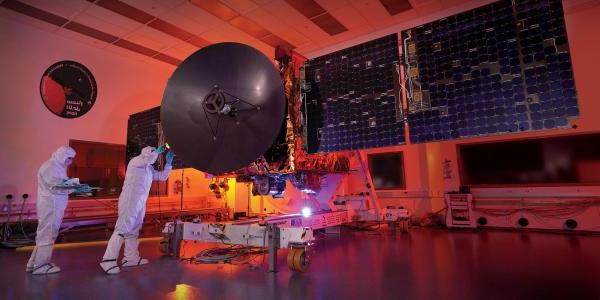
40, 60, 97, 118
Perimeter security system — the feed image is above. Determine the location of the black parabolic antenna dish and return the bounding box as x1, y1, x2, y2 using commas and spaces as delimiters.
161, 43, 286, 174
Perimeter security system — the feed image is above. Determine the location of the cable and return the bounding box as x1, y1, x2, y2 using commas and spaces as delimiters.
18, 195, 33, 241
91, 198, 117, 210
3, 195, 12, 242
418, 207, 447, 227
402, 31, 414, 101
191, 245, 267, 265
188, 227, 269, 266
343, 220, 382, 231
0, 195, 34, 247
0, 196, 33, 247
157, 169, 163, 227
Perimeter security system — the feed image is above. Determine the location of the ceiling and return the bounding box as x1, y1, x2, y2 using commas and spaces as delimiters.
0, 0, 596, 67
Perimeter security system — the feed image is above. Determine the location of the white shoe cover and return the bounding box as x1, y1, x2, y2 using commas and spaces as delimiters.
31, 263, 61, 275
100, 260, 121, 275
121, 258, 149, 268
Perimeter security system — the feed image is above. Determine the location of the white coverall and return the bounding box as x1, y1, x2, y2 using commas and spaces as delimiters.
101, 146, 172, 273
26, 146, 76, 274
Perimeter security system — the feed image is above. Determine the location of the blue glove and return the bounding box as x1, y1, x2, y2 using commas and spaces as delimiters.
74, 185, 93, 193
165, 152, 175, 166
156, 144, 167, 154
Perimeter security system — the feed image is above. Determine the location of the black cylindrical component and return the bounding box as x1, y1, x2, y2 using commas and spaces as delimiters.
477, 217, 488, 226
22, 193, 29, 199
518, 217, 529, 227
5, 194, 12, 200
565, 219, 578, 230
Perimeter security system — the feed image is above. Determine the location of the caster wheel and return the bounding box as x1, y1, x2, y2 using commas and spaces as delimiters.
287, 247, 309, 272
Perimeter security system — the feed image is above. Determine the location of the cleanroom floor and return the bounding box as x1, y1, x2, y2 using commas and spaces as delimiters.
2, 227, 600, 300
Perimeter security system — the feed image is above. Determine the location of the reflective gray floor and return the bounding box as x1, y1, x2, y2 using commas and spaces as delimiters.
2, 227, 600, 300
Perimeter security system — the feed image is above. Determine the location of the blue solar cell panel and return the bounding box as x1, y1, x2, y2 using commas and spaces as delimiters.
404, 0, 578, 143
303, 34, 404, 153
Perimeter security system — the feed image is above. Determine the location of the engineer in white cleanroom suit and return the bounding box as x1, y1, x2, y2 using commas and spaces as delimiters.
100, 145, 173, 274
26, 146, 91, 275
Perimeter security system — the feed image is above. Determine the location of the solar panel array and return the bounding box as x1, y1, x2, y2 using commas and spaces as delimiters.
302, 34, 404, 153
403, 0, 579, 143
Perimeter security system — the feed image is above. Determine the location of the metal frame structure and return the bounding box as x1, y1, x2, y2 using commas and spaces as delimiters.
162, 210, 348, 272
162, 205, 409, 272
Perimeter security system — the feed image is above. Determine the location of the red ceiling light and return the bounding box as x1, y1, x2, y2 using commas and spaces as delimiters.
283, 0, 347, 36
0, 0, 182, 66
93, 0, 155, 24
114, 39, 159, 57
187, 36, 211, 48
90, 0, 211, 50
311, 13, 347, 36
153, 53, 182, 66
147, 19, 195, 41
190, 0, 240, 21
229, 16, 271, 39
190, 0, 296, 50
379, 0, 413, 15
64, 22, 119, 43
260, 34, 294, 51
0, 0, 68, 26
284, 0, 326, 18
